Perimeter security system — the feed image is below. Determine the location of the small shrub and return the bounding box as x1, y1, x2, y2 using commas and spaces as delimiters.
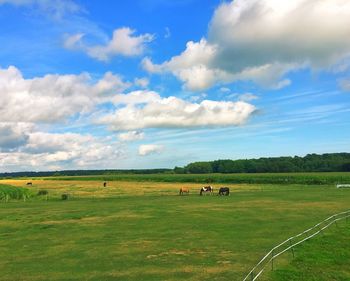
61, 193, 69, 200
37, 190, 48, 196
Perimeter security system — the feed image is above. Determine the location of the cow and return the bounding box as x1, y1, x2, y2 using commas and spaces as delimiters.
26, 182, 32, 186
103, 182, 107, 187
218, 187, 230, 196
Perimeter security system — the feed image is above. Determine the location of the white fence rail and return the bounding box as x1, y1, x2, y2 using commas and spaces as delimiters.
336, 184, 350, 188
242, 210, 350, 281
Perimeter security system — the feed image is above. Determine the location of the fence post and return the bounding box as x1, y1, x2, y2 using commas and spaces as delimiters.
289, 238, 295, 258
271, 250, 274, 271
318, 225, 324, 236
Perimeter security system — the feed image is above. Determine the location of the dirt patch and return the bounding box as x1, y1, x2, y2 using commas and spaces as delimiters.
39, 211, 151, 226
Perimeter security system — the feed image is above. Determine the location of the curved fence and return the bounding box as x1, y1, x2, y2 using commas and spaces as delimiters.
243, 210, 350, 281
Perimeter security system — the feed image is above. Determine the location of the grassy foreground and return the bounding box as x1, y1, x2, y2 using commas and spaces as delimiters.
269, 223, 350, 281
0, 179, 349, 280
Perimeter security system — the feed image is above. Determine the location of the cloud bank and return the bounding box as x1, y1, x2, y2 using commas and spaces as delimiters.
143, 0, 350, 90
0, 66, 129, 123
100, 91, 256, 131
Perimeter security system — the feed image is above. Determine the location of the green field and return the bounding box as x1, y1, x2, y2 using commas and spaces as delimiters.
0, 175, 349, 281
269, 223, 350, 281
38, 172, 350, 185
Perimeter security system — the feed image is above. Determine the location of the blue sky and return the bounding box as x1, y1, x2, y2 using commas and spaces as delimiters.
0, 0, 349, 172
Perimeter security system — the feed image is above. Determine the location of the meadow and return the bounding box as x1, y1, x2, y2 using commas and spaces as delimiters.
38, 172, 350, 185
0, 174, 349, 281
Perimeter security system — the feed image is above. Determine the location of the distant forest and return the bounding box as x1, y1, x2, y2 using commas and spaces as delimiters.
1, 153, 350, 178
176, 153, 350, 174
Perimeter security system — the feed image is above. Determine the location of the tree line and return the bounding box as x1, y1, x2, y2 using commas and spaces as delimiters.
174, 153, 350, 174
1, 153, 350, 178
0, 169, 172, 178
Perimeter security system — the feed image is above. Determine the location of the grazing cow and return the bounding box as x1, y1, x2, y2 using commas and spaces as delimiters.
200, 185, 213, 196
103, 182, 107, 187
218, 187, 230, 196
179, 187, 190, 195
26, 182, 32, 186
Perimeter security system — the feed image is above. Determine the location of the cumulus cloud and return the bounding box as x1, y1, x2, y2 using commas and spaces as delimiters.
65, 27, 154, 61
110, 90, 160, 105
143, 0, 350, 90
0, 131, 125, 171
118, 131, 144, 142
99, 90, 256, 131
0, 66, 129, 123
138, 144, 163, 156
0, 123, 32, 151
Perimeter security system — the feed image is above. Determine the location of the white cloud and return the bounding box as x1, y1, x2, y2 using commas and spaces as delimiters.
66, 27, 154, 62
0, 0, 82, 19
99, 90, 256, 130
138, 144, 163, 156
24, 132, 92, 154
63, 33, 85, 49
0, 131, 125, 171
189, 93, 207, 102
134, 77, 150, 88
164, 27, 171, 39
0, 122, 32, 151
118, 131, 144, 142
110, 90, 160, 106
238, 93, 259, 102
141, 57, 163, 73
220, 87, 231, 93
143, 0, 350, 90
338, 77, 350, 92
0, 66, 129, 123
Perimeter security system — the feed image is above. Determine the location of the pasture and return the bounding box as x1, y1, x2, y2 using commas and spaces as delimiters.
0, 176, 349, 280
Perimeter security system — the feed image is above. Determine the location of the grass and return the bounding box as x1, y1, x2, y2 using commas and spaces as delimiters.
269, 223, 350, 281
0, 184, 31, 201
35, 172, 350, 185
0, 178, 349, 280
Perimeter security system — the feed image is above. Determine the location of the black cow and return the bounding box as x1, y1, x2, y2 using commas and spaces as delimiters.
218, 187, 230, 196
26, 182, 32, 186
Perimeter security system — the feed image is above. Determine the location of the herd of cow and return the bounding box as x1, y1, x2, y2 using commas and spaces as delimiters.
179, 185, 230, 196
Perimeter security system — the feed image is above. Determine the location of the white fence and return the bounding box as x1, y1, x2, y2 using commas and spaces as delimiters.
336, 184, 350, 188
242, 210, 350, 281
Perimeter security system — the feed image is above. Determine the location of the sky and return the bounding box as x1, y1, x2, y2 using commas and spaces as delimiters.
0, 0, 350, 172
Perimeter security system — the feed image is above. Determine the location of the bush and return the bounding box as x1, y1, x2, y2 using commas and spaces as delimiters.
61, 193, 69, 200
37, 190, 48, 196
